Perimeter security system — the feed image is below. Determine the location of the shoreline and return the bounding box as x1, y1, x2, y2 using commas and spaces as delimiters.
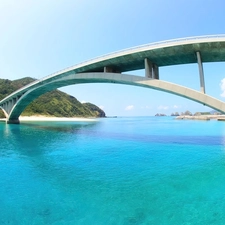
20, 116, 98, 122
1, 115, 225, 122
0, 116, 98, 122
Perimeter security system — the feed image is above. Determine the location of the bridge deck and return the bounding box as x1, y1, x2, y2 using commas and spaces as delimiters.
73, 35, 225, 73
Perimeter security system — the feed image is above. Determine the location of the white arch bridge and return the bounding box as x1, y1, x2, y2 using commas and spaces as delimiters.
1, 35, 225, 123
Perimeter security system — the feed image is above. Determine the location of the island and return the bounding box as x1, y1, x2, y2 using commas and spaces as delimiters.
0, 77, 106, 119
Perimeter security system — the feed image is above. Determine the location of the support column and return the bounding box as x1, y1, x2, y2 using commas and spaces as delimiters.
9, 100, 13, 113
153, 64, 159, 79
13, 97, 17, 104
145, 58, 153, 78
6, 102, 9, 114
104, 66, 113, 73
196, 51, 205, 93
104, 66, 121, 73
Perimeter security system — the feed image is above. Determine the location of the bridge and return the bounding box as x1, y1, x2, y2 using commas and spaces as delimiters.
1, 35, 225, 123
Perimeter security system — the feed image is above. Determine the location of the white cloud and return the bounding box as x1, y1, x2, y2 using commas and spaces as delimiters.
125, 105, 134, 111
141, 105, 151, 109
220, 78, 225, 97
99, 105, 104, 110
81, 100, 87, 103
173, 105, 179, 109
157, 105, 169, 110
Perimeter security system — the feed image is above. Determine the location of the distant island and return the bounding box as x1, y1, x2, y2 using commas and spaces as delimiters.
0, 77, 106, 118
155, 113, 166, 116
155, 110, 225, 121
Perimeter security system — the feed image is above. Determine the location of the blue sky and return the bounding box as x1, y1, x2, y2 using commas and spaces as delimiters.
1, 0, 225, 116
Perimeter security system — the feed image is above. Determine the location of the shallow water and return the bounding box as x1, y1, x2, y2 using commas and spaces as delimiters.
1, 117, 225, 224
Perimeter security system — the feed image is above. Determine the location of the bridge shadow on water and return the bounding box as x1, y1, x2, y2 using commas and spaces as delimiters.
1, 121, 98, 157
0, 120, 102, 192
20, 120, 98, 133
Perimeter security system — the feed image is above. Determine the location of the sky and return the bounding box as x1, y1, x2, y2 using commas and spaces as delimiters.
1, 0, 225, 116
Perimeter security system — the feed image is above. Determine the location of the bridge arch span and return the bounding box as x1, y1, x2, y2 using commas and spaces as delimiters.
6, 72, 225, 123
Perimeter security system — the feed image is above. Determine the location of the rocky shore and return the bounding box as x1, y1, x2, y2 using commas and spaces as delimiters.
176, 115, 225, 121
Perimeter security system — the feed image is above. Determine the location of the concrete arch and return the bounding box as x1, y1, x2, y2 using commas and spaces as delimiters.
6, 72, 225, 123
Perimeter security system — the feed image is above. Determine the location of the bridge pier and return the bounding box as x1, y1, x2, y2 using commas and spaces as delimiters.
145, 58, 153, 78
153, 64, 159, 79
4, 102, 9, 114
104, 66, 114, 73
7, 119, 20, 124
104, 66, 120, 73
196, 51, 205, 93
145, 58, 159, 79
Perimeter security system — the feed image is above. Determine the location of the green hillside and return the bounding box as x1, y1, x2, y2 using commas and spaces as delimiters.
0, 77, 106, 118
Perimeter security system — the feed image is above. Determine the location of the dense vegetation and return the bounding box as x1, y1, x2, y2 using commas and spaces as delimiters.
0, 77, 105, 118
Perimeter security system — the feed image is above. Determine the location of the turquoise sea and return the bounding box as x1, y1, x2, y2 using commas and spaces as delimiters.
1, 116, 225, 225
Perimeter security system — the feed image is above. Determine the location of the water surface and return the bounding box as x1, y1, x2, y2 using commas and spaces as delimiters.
1, 117, 225, 224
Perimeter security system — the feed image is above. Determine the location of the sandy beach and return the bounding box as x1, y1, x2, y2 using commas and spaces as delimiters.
0, 116, 98, 122
20, 116, 98, 122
